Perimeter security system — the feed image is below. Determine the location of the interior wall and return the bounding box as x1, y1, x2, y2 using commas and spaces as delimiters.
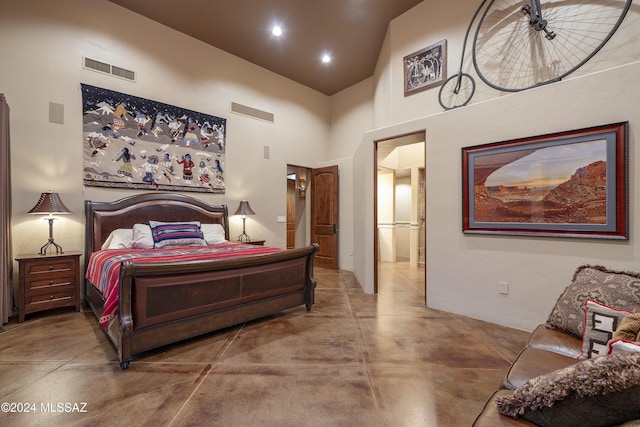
377, 170, 396, 262
395, 176, 411, 261
355, 60, 640, 332
353, 0, 640, 332
326, 78, 374, 271
381, 0, 640, 124
0, 0, 331, 271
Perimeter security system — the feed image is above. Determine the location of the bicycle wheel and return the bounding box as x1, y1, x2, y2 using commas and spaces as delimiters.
438, 73, 476, 110
472, 0, 632, 92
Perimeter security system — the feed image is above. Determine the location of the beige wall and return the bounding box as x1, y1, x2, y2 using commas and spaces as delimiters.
3, 0, 640, 332
352, 1, 640, 331
0, 0, 331, 269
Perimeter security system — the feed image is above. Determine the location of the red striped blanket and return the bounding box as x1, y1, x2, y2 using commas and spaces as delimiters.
86, 242, 282, 328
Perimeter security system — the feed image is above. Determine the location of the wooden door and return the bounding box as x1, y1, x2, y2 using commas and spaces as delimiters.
286, 179, 296, 249
311, 165, 339, 269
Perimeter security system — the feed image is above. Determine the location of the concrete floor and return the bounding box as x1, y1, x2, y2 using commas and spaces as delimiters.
0, 263, 528, 426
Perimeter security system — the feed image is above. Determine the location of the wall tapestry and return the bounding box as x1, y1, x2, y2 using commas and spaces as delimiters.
81, 84, 226, 193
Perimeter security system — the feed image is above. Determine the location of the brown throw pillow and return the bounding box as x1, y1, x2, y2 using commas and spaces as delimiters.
614, 313, 640, 342
546, 265, 640, 338
495, 352, 640, 427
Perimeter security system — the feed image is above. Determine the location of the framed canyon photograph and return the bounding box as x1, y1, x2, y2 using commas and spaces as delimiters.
462, 122, 628, 239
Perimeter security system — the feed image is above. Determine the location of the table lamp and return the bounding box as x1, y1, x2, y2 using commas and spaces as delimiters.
28, 191, 71, 255
233, 200, 255, 242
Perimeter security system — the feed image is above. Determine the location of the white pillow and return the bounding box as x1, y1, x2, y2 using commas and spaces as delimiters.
101, 228, 134, 250
608, 338, 640, 354
132, 223, 154, 249
201, 223, 227, 245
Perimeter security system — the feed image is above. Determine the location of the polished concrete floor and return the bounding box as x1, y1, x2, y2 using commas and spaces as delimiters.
0, 263, 528, 426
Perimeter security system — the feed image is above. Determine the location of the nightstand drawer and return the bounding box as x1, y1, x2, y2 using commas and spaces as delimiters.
26, 277, 74, 292
23, 259, 75, 276
26, 287, 75, 305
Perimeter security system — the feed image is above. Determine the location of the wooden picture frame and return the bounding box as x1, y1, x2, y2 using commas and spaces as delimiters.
462, 122, 628, 239
404, 39, 447, 96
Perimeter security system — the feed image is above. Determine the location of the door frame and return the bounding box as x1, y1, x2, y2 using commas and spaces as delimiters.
374, 132, 427, 304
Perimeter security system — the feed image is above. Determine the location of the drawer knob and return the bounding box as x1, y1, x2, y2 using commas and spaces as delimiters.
48, 266, 53, 271
49, 280, 54, 285
49, 295, 54, 300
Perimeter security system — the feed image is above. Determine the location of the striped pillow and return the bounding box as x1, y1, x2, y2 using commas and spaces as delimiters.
148, 221, 207, 249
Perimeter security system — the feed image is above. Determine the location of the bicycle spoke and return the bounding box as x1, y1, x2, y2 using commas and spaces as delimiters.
439, 73, 476, 110
473, 0, 631, 92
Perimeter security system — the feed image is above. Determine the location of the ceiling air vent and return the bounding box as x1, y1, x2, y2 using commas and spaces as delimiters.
83, 57, 136, 82
230, 102, 274, 123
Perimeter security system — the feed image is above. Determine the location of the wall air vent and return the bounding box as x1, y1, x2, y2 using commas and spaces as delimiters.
83, 57, 136, 82
230, 102, 274, 123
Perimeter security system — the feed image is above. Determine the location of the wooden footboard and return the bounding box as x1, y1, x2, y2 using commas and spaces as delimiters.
87, 244, 318, 369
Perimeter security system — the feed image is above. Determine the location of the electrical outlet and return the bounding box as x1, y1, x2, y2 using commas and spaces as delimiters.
499, 281, 509, 295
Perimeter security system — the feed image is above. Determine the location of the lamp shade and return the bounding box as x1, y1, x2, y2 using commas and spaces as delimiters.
28, 192, 71, 214
233, 200, 255, 216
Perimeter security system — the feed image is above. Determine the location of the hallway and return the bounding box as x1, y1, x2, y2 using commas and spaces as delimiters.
0, 265, 528, 426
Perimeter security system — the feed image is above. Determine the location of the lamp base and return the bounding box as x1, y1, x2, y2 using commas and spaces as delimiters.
237, 232, 251, 242
40, 217, 63, 255
39, 239, 63, 255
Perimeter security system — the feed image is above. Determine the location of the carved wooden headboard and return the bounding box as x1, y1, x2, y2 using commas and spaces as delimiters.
84, 193, 229, 259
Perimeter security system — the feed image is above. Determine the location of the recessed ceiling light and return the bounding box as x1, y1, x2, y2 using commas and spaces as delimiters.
321, 54, 331, 64
272, 25, 282, 36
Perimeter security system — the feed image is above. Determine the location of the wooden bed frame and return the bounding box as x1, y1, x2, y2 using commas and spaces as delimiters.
84, 193, 318, 369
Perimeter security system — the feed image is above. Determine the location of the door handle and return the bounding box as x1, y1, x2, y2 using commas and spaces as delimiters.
332, 224, 337, 234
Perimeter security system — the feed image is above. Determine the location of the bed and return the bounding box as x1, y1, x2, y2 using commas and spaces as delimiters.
83, 192, 318, 369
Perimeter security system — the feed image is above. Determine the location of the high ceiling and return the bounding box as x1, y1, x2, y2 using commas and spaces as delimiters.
108, 0, 424, 95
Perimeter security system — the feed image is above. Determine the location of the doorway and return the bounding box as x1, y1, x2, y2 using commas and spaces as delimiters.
286, 165, 310, 249
375, 132, 426, 303
286, 164, 340, 269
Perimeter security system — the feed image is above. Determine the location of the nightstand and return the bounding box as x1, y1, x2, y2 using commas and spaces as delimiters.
242, 240, 265, 246
16, 252, 82, 323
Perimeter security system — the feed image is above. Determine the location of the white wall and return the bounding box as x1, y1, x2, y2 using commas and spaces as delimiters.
4, 0, 639, 333
395, 177, 411, 261
377, 171, 396, 262
325, 78, 374, 271
355, 64, 640, 332
353, 0, 640, 332
0, 0, 331, 269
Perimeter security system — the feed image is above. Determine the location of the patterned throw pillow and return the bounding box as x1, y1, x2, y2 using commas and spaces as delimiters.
495, 352, 640, 426
546, 265, 640, 338
578, 300, 631, 360
148, 221, 206, 249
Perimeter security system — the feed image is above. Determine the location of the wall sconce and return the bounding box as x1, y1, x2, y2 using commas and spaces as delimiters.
233, 200, 255, 242
28, 191, 71, 255
298, 178, 307, 199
